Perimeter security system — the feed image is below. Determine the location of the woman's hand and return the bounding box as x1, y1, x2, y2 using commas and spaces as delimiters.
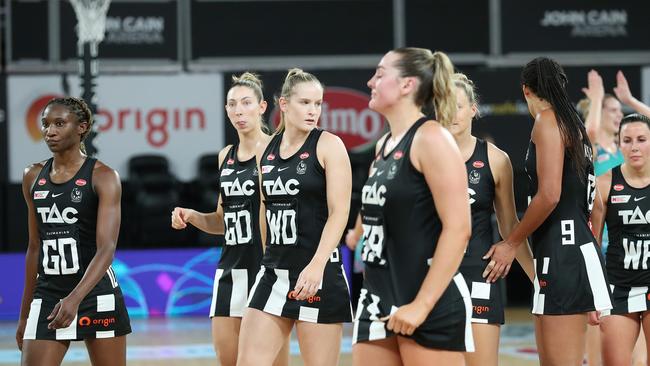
380, 300, 431, 336
293, 261, 326, 301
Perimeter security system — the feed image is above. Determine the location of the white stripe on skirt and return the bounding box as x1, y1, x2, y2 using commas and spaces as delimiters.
453, 273, 475, 352
580, 243, 613, 311
23, 299, 42, 340
628, 286, 648, 313
229, 269, 249, 317
209, 269, 224, 317
263, 269, 290, 316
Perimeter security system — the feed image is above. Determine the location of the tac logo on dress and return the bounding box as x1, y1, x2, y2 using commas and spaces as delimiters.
473, 161, 485, 168
393, 150, 403, 160
267, 153, 276, 161
38, 178, 47, 186
75, 179, 87, 187
614, 184, 624, 191
300, 152, 310, 159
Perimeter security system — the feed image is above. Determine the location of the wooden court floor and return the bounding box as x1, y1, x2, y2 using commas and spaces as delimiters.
0, 308, 540, 365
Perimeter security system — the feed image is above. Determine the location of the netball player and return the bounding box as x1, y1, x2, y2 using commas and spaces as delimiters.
493, 57, 612, 365
171, 73, 288, 366
591, 113, 650, 366
450, 73, 535, 366
237, 68, 352, 366
16, 97, 131, 366
352, 48, 473, 366
580, 70, 650, 366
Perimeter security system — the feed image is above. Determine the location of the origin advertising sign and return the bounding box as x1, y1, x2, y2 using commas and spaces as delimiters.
8, 73, 223, 182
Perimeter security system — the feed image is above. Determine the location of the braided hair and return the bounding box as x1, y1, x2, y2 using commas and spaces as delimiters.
43, 97, 94, 154
521, 57, 590, 178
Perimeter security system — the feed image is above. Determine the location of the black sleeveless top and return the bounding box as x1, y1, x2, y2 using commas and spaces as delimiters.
463, 139, 495, 266
217, 144, 263, 271
605, 165, 650, 287
525, 138, 596, 253
260, 128, 328, 271
31, 157, 112, 297
361, 118, 443, 301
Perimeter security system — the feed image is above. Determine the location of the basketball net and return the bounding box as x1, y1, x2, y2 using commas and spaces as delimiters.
70, 0, 111, 44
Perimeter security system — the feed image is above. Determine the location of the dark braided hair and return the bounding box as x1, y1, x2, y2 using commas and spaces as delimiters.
521, 57, 590, 178
43, 97, 94, 154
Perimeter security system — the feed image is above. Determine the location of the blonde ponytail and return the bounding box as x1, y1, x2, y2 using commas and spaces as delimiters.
431, 51, 456, 128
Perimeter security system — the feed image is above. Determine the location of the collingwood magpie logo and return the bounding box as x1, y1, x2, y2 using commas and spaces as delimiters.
296, 160, 306, 175
71, 188, 83, 203
387, 163, 398, 180
469, 170, 481, 184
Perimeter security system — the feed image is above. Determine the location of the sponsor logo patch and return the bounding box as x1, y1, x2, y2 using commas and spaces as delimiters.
34, 191, 49, 199
38, 178, 46, 186
611, 195, 631, 204
262, 165, 275, 174
614, 184, 624, 191
473, 161, 485, 168
75, 179, 87, 187
300, 152, 310, 159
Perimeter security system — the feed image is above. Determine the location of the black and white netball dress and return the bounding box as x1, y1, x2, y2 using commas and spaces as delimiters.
210, 144, 263, 318
24, 158, 131, 340
459, 139, 504, 324
353, 118, 474, 352
525, 139, 612, 314
247, 128, 352, 323
604, 166, 650, 315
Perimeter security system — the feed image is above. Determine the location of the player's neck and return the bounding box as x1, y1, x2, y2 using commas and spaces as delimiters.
52, 148, 86, 168
281, 126, 310, 147
623, 162, 650, 183
384, 105, 424, 140
455, 133, 476, 161
238, 128, 267, 156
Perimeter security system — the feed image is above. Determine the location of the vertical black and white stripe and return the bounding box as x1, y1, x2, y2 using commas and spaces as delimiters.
23, 290, 130, 341
247, 260, 352, 324
602, 284, 650, 316
209, 268, 250, 317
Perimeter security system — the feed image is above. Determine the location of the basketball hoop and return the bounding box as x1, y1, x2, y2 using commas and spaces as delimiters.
70, 0, 111, 44
70, 0, 111, 157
